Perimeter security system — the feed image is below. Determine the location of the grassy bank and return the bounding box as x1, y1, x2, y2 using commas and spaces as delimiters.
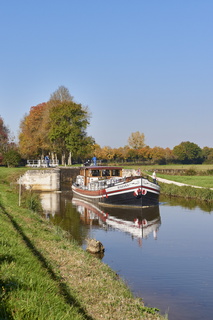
159, 182, 213, 202
152, 171, 213, 202
155, 174, 213, 189
125, 164, 213, 172
0, 168, 166, 320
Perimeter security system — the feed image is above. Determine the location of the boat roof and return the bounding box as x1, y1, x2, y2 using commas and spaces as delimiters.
81, 166, 123, 170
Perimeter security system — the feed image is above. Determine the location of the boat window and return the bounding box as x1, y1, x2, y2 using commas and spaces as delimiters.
91, 170, 100, 177
112, 169, 120, 176
102, 169, 110, 176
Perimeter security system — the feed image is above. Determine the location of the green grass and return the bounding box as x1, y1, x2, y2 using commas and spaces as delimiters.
159, 182, 213, 202
0, 210, 84, 319
0, 167, 29, 184
0, 183, 86, 320
156, 174, 213, 188
0, 167, 166, 320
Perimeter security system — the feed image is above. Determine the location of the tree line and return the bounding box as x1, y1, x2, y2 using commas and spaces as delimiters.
1, 86, 213, 166
91, 140, 213, 165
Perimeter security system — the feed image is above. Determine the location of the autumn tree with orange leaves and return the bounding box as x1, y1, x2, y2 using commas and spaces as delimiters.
19, 103, 50, 158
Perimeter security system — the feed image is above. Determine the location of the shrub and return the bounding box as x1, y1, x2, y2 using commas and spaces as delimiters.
22, 191, 43, 212
206, 169, 213, 176
185, 168, 197, 176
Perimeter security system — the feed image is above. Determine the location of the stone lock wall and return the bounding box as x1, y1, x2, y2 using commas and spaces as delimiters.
19, 169, 61, 191
60, 167, 80, 184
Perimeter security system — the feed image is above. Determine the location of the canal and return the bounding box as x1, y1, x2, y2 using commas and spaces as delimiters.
40, 188, 213, 320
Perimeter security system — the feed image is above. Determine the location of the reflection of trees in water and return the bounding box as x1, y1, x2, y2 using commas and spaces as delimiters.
45, 193, 90, 246
160, 195, 213, 213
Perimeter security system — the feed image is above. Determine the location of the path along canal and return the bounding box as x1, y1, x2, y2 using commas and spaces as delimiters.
40, 188, 213, 320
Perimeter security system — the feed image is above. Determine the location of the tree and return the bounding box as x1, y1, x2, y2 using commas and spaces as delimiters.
3, 149, 21, 167
0, 116, 10, 165
48, 100, 92, 164
137, 146, 151, 162
173, 141, 203, 164
202, 147, 213, 164
122, 145, 131, 162
128, 131, 145, 149
101, 146, 114, 161
19, 103, 49, 158
93, 144, 102, 159
151, 147, 167, 164
50, 85, 73, 102
164, 147, 175, 164
0, 116, 9, 152
113, 147, 126, 162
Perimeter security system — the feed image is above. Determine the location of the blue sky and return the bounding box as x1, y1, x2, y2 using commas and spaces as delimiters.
0, 0, 212, 149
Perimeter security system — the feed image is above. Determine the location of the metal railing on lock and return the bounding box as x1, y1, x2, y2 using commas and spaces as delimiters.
26, 159, 59, 167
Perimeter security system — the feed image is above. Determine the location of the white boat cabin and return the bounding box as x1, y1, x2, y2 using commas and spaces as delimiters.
76, 166, 123, 188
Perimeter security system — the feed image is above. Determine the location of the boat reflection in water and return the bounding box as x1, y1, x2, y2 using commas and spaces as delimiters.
72, 197, 161, 244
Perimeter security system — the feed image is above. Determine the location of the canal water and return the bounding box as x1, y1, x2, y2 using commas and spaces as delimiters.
40, 189, 213, 320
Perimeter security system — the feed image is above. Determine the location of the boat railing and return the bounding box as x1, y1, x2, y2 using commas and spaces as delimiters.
87, 177, 125, 190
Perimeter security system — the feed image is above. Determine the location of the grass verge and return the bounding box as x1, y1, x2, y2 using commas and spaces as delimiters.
0, 168, 166, 320
156, 174, 213, 189
159, 181, 213, 202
